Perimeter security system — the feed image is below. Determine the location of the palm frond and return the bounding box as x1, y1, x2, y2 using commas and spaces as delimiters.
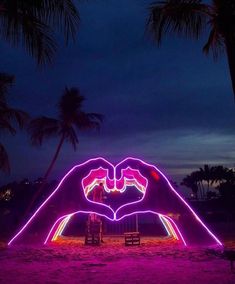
59, 87, 85, 120
28, 116, 60, 145
0, 0, 79, 64
16, 0, 80, 43
39, 0, 80, 43
148, 0, 210, 44
0, 8, 57, 65
87, 112, 104, 124
11, 108, 29, 129
0, 107, 29, 129
29, 86, 103, 155
62, 126, 79, 150
74, 112, 104, 131
0, 73, 14, 99
0, 72, 28, 135
0, 116, 16, 135
203, 23, 225, 60
0, 143, 10, 173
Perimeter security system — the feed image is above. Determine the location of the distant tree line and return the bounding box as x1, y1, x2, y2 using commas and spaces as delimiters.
181, 164, 235, 201
0, 178, 58, 239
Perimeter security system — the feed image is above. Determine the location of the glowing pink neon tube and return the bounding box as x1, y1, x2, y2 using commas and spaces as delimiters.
8, 157, 223, 247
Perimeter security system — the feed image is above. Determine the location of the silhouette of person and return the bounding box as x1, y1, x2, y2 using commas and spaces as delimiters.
90, 182, 105, 242
92, 182, 105, 203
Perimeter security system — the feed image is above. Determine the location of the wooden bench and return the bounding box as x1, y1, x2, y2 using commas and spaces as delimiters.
124, 232, 140, 246
223, 250, 235, 272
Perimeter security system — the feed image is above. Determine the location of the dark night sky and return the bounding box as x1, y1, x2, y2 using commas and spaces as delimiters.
0, 0, 235, 190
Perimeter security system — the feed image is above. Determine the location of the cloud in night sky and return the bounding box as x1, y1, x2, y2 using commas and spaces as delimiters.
0, 0, 234, 191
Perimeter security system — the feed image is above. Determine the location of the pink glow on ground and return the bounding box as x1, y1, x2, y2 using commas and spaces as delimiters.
2, 239, 234, 284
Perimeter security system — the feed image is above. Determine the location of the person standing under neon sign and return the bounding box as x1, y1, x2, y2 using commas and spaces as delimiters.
92, 182, 105, 204
89, 182, 105, 242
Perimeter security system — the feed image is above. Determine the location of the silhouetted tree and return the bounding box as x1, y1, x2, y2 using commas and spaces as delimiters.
217, 181, 235, 200
181, 173, 199, 199
26, 87, 103, 212
0, 0, 79, 64
182, 164, 235, 200
216, 167, 235, 200
211, 165, 234, 185
148, 0, 235, 99
199, 165, 213, 195
0, 73, 28, 173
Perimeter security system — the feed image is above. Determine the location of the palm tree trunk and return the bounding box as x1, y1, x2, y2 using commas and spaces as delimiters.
198, 182, 202, 200
200, 181, 205, 199
207, 180, 210, 197
225, 35, 235, 100
201, 183, 204, 199
23, 134, 65, 219
42, 134, 65, 182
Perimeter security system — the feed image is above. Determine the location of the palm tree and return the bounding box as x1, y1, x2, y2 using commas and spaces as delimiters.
199, 164, 213, 194
181, 170, 207, 199
27, 87, 103, 207
211, 165, 230, 185
0, 0, 79, 64
0, 73, 29, 173
181, 173, 199, 199
212, 165, 235, 196
148, 0, 235, 99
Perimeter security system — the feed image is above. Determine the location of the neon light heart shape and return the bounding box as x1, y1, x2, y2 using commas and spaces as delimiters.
82, 167, 148, 195
82, 166, 148, 213
8, 157, 222, 247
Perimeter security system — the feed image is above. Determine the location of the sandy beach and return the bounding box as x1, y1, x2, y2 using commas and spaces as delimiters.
0, 237, 235, 284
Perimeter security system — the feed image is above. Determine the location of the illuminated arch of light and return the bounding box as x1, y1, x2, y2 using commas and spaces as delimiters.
48, 212, 183, 245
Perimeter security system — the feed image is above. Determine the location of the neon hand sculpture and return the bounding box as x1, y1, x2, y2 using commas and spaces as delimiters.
8, 157, 222, 247
115, 158, 222, 246
9, 158, 115, 245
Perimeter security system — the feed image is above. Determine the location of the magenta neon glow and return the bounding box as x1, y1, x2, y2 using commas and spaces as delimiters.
115, 210, 186, 245
44, 210, 115, 244
8, 157, 114, 246
48, 211, 181, 244
52, 215, 71, 241
163, 217, 179, 240
8, 157, 223, 247
159, 215, 178, 240
82, 166, 147, 196
159, 215, 171, 237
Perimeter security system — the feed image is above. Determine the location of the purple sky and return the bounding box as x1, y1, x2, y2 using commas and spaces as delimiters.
0, 0, 235, 190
